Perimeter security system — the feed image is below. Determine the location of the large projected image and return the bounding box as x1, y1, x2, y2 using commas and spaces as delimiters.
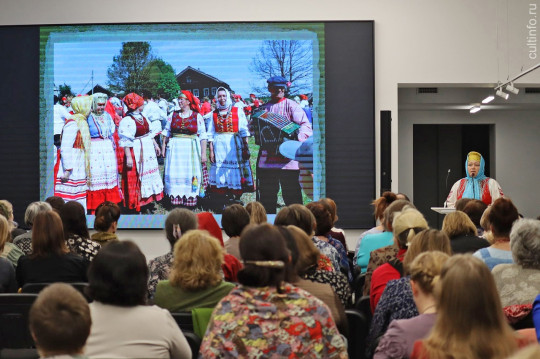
40, 23, 325, 228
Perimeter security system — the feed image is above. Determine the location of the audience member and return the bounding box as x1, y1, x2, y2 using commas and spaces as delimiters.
354, 191, 398, 263
60, 201, 101, 261
199, 224, 347, 358
90, 201, 121, 246
147, 208, 198, 299
197, 212, 242, 282
29, 283, 91, 359
280, 225, 347, 332
45, 195, 65, 214
320, 197, 347, 250
0, 199, 26, 238
357, 199, 411, 274
13, 201, 52, 255
473, 198, 519, 270
0, 215, 17, 292
441, 211, 489, 254
492, 219, 540, 307
480, 205, 494, 243
374, 251, 450, 359
222, 204, 250, 261
367, 229, 451, 357
85, 241, 191, 359
0, 202, 25, 267
370, 207, 428, 310
533, 294, 540, 343
396, 193, 410, 202
154, 230, 234, 312
16, 211, 88, 287
461, 199, 488, 236
410, 255, 534, 359
245, 201, 267, 224
454, 197, 473, 212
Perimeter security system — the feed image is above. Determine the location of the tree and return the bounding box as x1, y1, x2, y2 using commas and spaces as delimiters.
58, 83, 74, 98
144, 59, 181, 100
249, 40, 312, 95
107, 42, 154, 94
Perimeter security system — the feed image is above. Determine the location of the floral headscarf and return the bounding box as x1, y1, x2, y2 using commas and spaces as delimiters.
123, 93, 144, 111
69, 96, 92, 178
179, 90, 200, 113
91, 92, 108, 112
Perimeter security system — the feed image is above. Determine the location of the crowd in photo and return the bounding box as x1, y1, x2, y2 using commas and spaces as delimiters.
51, 75, 314, 215
1, 187, 540, 358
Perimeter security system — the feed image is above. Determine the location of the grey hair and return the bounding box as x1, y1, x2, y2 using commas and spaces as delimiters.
510, 218, 540, 269
25, 201, 52, 227
164, 208, 198, 247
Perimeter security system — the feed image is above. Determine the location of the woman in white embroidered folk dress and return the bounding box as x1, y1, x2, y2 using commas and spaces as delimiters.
118, 93, 163, 212
54, 96, 92, 211
86, 93, 122, 214
161, 90, 208, 207
208, 87, 254, 206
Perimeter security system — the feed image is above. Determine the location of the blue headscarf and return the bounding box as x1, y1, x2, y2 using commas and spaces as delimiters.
462, 152, 487, 200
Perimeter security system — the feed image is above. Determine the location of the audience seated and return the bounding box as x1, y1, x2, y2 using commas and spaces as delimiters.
410, 254, 535, 359
374, 251, 450, 359
0, 215, 17, 292
148, 208, 198, 299
480, 205, 494, 243
16, 211, 88, 287
473, 198, 519, 270
90, 201, 121, 246
60, 201, 101, 261
85, 241, 191, 359
533, 294, 540, 343
370, 207, 429, 310
0, 200, 25, 267
45, 196, 66, 214
320, 197, 347, 250
442, 210, 489, 254
492, 219, 540, 308
199, 224, 348, 358
154, 230, 234, 312
280, 225, 347, 333
197, 212, 242, 282
306, 201, 351, 281
357, 199, 411, 274
0, 199, 26, 238
13, 201, 52, 255
461, 199, 488, 236
367, 229, 451, 357
222, 204, 250, 261
29, 283, 91, 359
287, 225, 351, 306
454, 197, 473, 212
354, 191, 398, 264
245, 201, 267, 224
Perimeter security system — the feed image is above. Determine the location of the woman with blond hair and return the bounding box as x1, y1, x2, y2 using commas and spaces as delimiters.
245, 201, 267, 224
154, 230, 234, 312
0, 215, 17, 292
410, 255, 534, 359
442, 211, 489, 254
374, 251, 450, 359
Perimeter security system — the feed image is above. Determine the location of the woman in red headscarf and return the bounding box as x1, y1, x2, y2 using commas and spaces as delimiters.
161, 91, 208, 207
118, 93, 164, 212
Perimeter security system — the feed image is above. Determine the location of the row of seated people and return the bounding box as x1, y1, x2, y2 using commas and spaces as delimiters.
2, 193, 540, 358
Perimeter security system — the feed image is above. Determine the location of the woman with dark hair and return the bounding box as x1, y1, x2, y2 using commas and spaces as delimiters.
461, 199, 488, 236
16, 211, 88, 287
85, 241, 191, 359
161, 90, 207, 207
59, 201, 100, 262
473, 197, 519, 270
222, 204, 250, 261
200, 224, 347, 358
90, 201, 121, 246
319, 197, 347, 249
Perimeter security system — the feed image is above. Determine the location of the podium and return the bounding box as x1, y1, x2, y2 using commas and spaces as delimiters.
430, 207, 455, 215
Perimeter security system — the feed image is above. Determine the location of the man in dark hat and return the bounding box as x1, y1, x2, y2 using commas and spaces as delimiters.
255, 76, 313, 212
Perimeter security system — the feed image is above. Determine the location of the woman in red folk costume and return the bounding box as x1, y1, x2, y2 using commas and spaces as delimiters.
161, 91, 208, 208
54, 96, 92, 211
208, 87, 254, 207
86, 93, 122, 214
105, 96, 125, 174
118, 93, 163, 212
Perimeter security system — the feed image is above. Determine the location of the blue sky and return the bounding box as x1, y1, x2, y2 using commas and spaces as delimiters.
54, 39, 313, 97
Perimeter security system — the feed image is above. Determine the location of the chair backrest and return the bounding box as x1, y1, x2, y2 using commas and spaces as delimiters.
21, 283, 91, 302
183, 331, 201, 359
354, 295, 372, 325
191, 308, 213, 338
345, 309, 369, 359
0, 294, 38, 349
171, 311, 194, 332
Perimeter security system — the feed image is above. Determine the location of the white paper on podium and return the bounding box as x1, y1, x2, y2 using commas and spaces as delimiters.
431, 207, 456, 214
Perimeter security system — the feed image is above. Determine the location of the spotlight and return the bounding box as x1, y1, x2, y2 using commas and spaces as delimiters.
482, 95, 495, 104
496, 89, 509, 100
469, 104, 481, 113
506, 83, 519, 95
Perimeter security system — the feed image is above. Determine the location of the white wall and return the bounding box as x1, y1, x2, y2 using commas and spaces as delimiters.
2, 0, 539, 222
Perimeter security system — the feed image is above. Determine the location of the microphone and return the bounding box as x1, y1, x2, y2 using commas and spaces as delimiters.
444, 169, 451, 208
